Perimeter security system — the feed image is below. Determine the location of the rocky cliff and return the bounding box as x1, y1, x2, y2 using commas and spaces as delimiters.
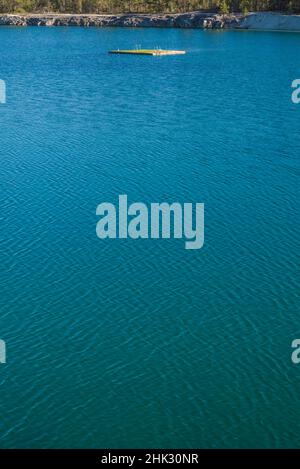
0, 12, 299, 31
0, 12, 241, 29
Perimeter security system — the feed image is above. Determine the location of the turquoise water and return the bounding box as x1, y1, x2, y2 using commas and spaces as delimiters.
1, 26, 300, 448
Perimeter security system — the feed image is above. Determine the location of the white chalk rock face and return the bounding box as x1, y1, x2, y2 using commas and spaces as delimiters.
239, 12, 300, 31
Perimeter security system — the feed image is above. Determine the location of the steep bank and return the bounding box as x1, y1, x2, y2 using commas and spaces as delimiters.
239, 12, 300, 31
0, 12, 240, 29
0, 12, 300, 31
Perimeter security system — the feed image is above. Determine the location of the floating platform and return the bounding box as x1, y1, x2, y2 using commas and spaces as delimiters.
109, 49, 186, 56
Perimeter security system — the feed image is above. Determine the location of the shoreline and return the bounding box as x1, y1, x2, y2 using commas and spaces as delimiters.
1, 12, 300, 32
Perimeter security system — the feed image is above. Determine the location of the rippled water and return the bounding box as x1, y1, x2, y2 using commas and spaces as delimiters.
0, 26, 300, 448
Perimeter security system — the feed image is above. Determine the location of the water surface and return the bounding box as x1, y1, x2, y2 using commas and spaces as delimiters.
0, 26, 300, 448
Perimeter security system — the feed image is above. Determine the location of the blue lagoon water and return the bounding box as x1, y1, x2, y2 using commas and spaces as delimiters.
0, 26, 300, 448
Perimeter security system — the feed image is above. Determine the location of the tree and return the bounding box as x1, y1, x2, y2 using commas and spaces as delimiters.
218, 0, 230, 13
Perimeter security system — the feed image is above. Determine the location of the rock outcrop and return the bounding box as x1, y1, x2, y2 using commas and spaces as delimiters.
0, 12, 299, 31
238, 12, 300, 31
0, 12, 241, 29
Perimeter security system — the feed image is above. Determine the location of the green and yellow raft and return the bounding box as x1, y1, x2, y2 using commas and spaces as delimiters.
109, 49, 186, 56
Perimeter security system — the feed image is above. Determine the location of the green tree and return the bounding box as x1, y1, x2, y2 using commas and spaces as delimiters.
218, 0, 230, 13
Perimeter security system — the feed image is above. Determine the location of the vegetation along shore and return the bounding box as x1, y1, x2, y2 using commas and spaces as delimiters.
0, 1, 299, 15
